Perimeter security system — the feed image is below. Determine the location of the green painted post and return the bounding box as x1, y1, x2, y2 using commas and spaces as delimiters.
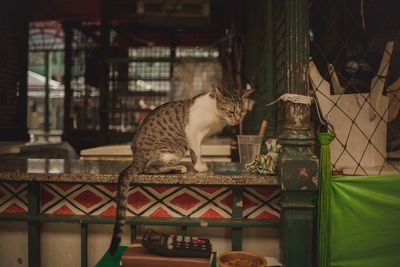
28, 182, 41, 267
276, 0, 319, 266
44, 51, 51, 134
180, 225, 188, 236
231, 187, 243, 251
62, 22, 72, 141
81, 223, 88, 267
130, 225, 137, 243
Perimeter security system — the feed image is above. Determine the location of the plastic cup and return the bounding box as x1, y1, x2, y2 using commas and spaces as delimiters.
237, 135, 263, 164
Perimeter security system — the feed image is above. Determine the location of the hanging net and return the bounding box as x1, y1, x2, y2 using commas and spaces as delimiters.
310, 0, 400, 175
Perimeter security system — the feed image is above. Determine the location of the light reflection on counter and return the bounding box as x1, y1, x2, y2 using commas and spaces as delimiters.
27, 159, 65, 173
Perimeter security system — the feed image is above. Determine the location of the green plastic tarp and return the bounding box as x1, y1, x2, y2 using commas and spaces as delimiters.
330, 175, 400, 267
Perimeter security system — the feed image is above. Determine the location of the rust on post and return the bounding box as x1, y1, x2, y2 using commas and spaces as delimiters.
284, 102, 311, 130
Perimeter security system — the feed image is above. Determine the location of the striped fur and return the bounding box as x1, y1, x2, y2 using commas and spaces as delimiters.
109, 162, 139, 255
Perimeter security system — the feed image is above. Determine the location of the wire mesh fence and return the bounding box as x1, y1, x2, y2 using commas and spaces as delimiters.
61, 17, 233, 136
0, 24, 19, 133
69, 27, 101, 131
309, 0, 400, 175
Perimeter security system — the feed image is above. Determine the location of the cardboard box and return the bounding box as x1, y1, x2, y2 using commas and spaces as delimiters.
121, 244, 213, 267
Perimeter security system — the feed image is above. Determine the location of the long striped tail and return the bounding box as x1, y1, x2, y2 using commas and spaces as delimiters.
109, 163, 139, 256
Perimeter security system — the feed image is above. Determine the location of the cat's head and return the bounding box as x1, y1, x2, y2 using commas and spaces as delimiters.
214, 86, 255, 126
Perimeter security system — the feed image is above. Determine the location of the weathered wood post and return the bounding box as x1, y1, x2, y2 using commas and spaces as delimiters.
276, 0, 318, 266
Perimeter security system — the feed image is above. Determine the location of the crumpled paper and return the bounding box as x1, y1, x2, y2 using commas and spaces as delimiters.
245, 139, 282, 175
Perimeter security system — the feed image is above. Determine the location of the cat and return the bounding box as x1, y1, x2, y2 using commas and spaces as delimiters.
108, 86, 254, 255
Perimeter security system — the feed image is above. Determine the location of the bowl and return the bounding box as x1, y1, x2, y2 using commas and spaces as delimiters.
218, 251, 267, 267
211, 162, 244, 175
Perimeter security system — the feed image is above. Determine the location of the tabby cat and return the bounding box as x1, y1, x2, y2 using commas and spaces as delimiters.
109, 86, 254, 255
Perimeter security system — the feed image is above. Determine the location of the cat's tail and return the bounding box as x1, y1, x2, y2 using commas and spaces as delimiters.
109, 162, 140, 256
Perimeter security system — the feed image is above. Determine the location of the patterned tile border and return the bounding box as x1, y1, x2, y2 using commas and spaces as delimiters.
0, 182, 281, 219
0, 182, 28, 214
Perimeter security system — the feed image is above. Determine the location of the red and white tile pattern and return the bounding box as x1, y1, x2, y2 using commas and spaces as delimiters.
243, 187, 281, 220
0, 182, 28, 214
0, 182, 281, 220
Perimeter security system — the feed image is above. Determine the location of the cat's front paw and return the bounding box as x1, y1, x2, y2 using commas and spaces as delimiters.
177, 165, 187, 173
194, 162, 208, 172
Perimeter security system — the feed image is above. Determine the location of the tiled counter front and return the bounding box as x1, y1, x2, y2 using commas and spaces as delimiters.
1, 182, 280, 220
0, 181, 28, 214
0, 158, 280, 267
0, 158, 280, 219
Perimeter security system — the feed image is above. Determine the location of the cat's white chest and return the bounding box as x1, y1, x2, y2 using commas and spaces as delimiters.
205, 115, 225, 135
185, 94, 225, 137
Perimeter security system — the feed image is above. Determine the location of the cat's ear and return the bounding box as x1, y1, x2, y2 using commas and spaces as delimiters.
215, 86, 225, 97
241, 88, 255, 99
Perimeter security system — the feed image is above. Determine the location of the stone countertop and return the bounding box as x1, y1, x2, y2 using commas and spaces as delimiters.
0, 158, 279, 186
79, 137, 232, 161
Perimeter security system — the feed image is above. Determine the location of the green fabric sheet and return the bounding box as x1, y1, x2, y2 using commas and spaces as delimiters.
330, 175, 400, 267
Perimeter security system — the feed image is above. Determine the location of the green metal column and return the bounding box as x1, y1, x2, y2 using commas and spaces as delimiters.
28, 182, 41, 267
44, 51, 51, 134
81, 223, 88, 267
130, 225, 137, 243
276, 0, 318, 267
62, 22, 72, 141
180, 226, 188, 236
231, 187, 243, 251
